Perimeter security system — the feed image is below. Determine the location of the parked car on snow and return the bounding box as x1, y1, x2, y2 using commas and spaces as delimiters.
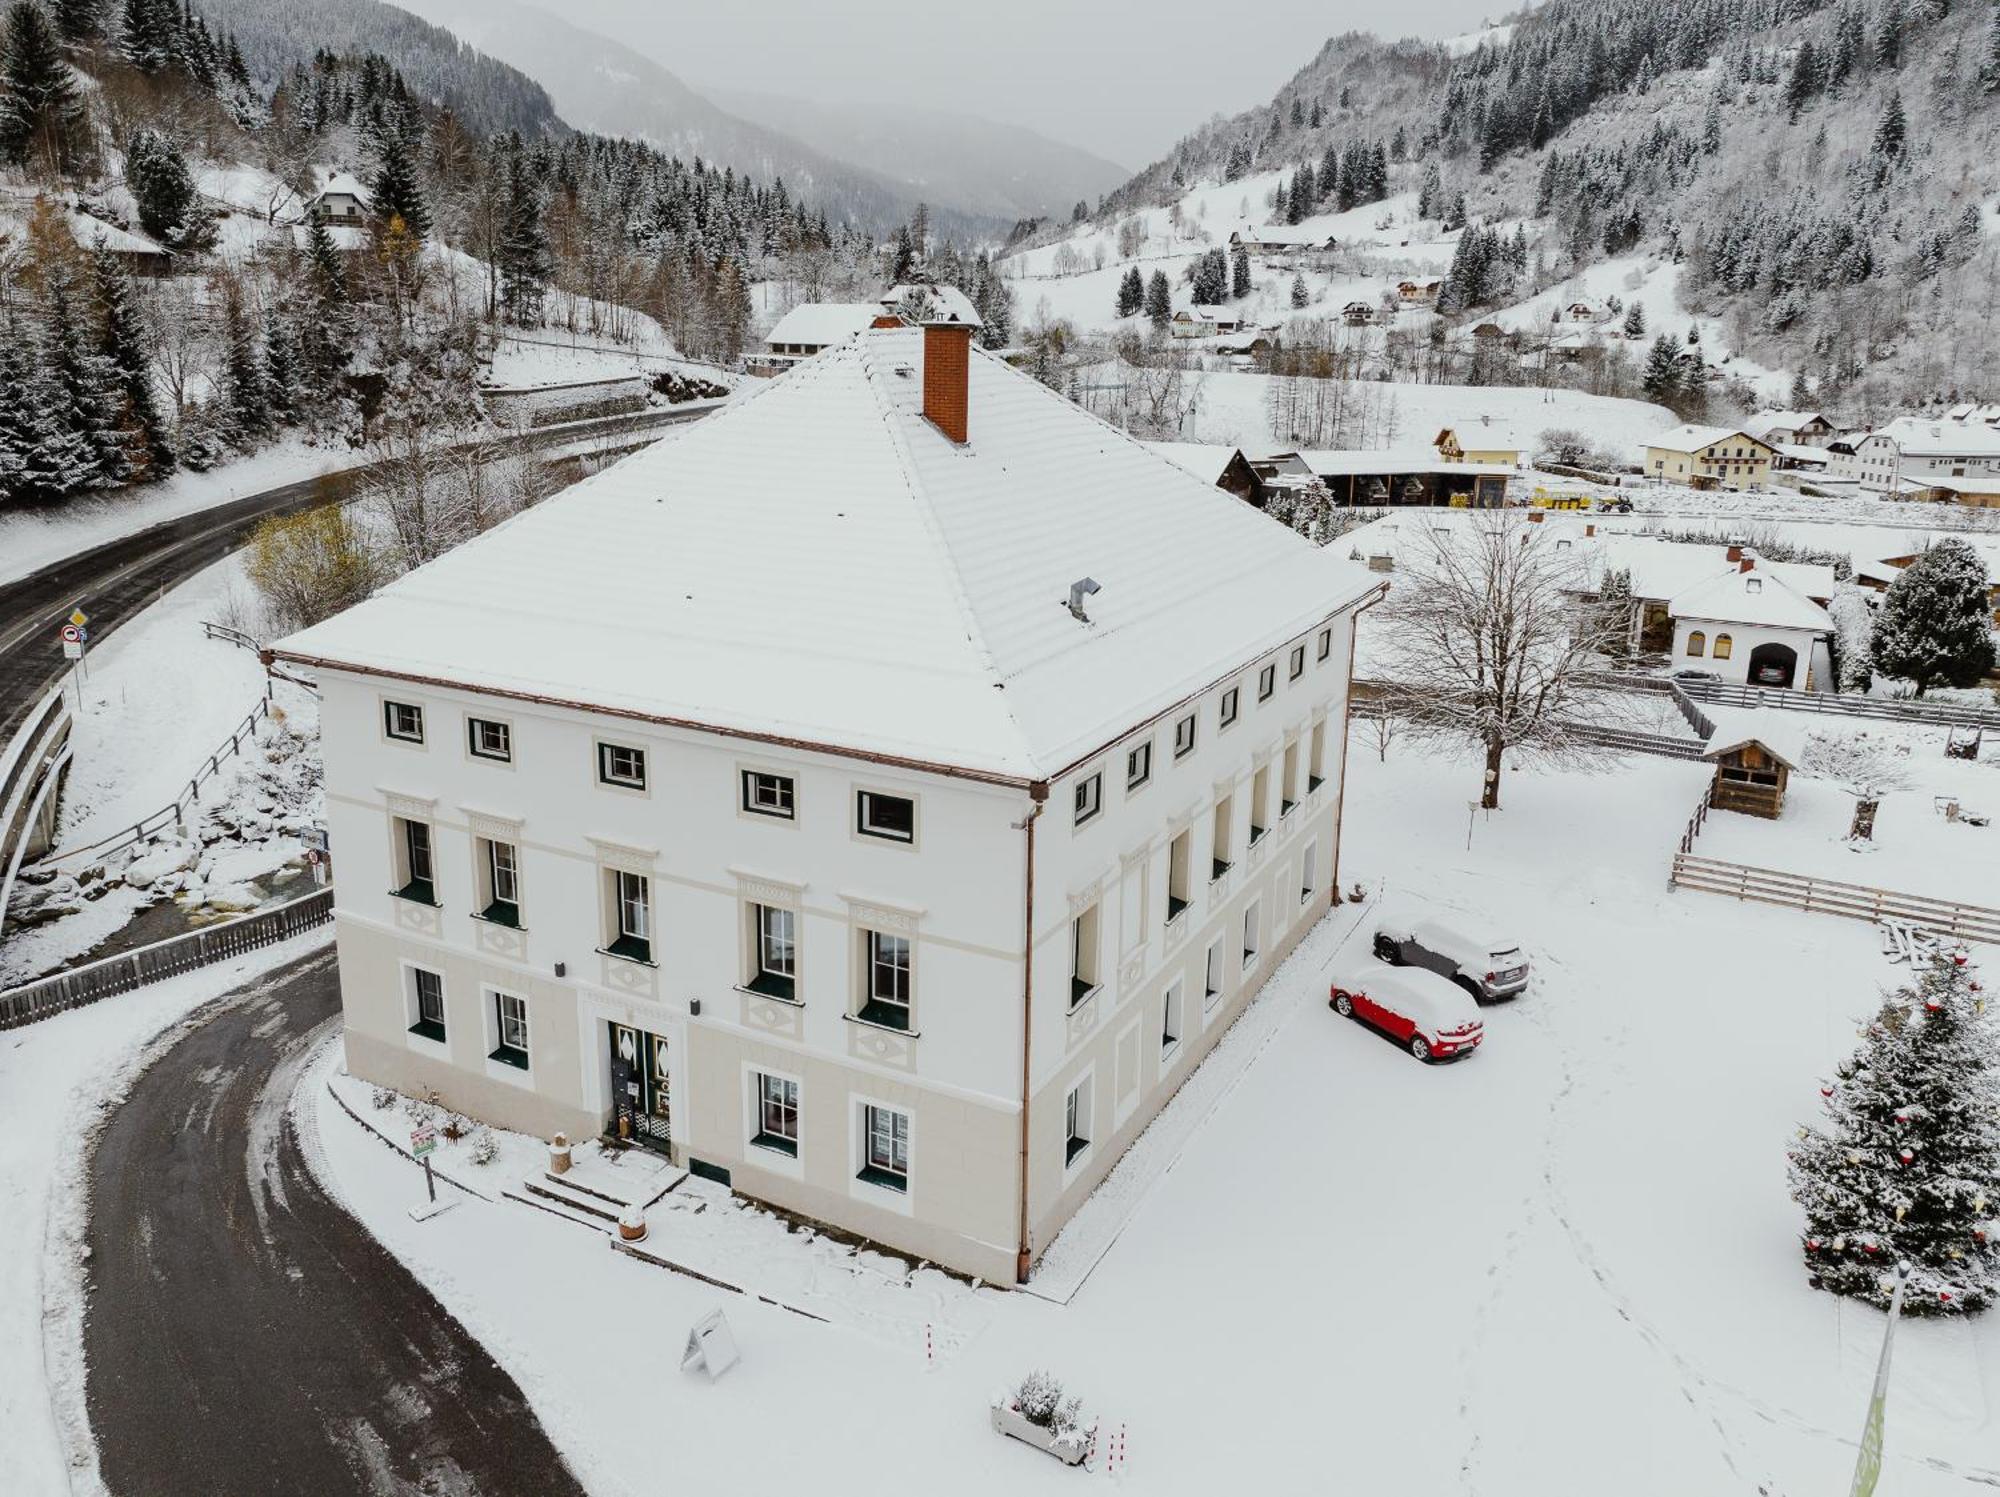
1329, 968, 1484, 1062
1372, 915, 1530, 1002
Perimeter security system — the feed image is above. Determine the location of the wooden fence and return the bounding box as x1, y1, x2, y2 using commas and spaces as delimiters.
0, 886, 334, 1029
1676, 784, 1713, 856
1676, 678, 2000, 730
1568, 722, 1708, 761
1668, 854, 2000, 945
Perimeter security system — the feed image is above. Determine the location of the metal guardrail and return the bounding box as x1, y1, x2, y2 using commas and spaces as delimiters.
0, 686, 74, 938
202, 620, 262, 653
1677, 678, 2000, 730
0, 886, 334, 1029
27, 694, 271, 873
1669, 854, 2000, 945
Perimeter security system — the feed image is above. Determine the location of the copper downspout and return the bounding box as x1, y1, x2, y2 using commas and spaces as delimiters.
1328, 584, 1389, 899
1014, 780, 1049, 1284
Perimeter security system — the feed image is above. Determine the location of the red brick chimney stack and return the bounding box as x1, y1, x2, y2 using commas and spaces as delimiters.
1726, 543, 1744, 563
923, 323, 973, 445
1740, 556, 1755, 573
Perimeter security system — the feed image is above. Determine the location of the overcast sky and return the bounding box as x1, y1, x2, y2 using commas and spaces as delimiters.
516, 0, 1512, 167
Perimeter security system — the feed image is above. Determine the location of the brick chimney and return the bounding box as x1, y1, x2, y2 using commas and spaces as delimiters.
1726, 543, 1743, 563
923, 323, 974, 445
1740, 556, 1755, 573
1527, 510, 1544, 523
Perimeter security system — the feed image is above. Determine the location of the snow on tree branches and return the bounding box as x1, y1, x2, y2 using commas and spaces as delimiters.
1790, 949, 2000, 1317
1869, 540, 1998, 697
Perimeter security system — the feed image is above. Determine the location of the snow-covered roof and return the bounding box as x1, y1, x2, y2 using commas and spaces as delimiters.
65, 212, 170, 258
275, 327, 1378, 782
1597, 539, 1832, 605
1289, 448, 1511, 478
1775, 443, 1830, 465
1748, 409, 1825, 433
1866, 416, 2000, 459
1645, 424, 1775, 455
1701, 707, 1806, 771
763, 302, 881, 350
1668, 567, 1832, 633
1138, 442, 1244, 484
1436, 419, 1525, 450
881, 283, 980, 327
1229, 222, 1335, 246
312, 170, 369, 202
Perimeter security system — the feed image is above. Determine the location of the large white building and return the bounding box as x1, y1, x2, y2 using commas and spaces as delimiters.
1843, 416, 2000, 494
274, 317, 1381, 1284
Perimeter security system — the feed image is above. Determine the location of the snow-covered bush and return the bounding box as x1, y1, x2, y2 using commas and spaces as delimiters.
371, 1086, 397, 1111
1012, 1371, 1082, 1437
468, 1129, 498, 1166
1801, 731, 1912, 842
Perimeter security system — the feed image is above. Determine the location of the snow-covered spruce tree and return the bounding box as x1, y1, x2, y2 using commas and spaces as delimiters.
1621, 301, 1645, 338
1290, 272, 1308, 309
1230, 242, 1250, 298
119, 0, 175, 74
0, 0, 88, 178
218, 286, 270, 448
92, 246, 174, 481
0, 334, 34, 504
46, 281, 128, 489
369, 128, 431, 238
124, 128, 204, 250
1144, 269, 1171, 329
52, 0, 103, 44
1870, 540, 1998, 696
1791, 949, 2000, 1317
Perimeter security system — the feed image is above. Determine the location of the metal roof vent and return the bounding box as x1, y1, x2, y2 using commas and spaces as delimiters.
1067, 577, 1101, 623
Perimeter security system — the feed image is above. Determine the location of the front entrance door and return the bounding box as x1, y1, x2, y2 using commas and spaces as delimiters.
609, 1023, 672, 1153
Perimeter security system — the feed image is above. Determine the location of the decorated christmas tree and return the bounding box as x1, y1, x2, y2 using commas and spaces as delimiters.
1790, 948, 2000, 1316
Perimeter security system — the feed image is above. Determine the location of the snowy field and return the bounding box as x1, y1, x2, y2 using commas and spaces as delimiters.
296, 741, 2000, 1495
0, 932, 333, 1497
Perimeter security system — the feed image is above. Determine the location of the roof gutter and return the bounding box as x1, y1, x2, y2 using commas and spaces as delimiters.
1015, 779, 1048, 1285
263, 650, 1036, 792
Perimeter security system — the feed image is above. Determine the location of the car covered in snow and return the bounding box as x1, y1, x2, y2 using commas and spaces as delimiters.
1372, 914, 1530, 1002
1329, 968, 1484, 1062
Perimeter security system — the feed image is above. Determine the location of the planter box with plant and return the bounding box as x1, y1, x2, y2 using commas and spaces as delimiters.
991, 1371, 1093, 1467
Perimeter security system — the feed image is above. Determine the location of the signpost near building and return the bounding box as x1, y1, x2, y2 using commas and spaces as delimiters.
408, 1124, 455, 1222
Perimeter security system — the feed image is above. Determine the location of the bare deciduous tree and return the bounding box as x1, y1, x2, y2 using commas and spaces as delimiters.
1801, 731, 1913, 842
1371, 514, 1617, 809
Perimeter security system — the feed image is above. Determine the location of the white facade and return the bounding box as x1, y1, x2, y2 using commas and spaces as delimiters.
1669, 617, 1821, 688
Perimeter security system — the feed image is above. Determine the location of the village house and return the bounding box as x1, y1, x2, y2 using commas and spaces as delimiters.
307, 170, 370, 227
1139, 442, 1262, 505
1846, 416, 2000, 495
1595, 537, 1834, 653
1434, 418, 1524, 468
745, 302, 886, 377
66, 211, 174, 277
1642, 425, 1778, 489
1396, 279, 1442, 306
1561, 298, 1608, 324
1227, 225, 1338, 256
1169, 308, 1248, 339
1668, 562, 1832, 690
1342, 300, 1376, 326
1746, 409, 1836, 448
1282, 448, 1512, 508
270, 310, 1381, 1287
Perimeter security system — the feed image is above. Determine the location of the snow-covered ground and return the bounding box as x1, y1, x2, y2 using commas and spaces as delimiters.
0, 931, 333, 1497
299, 740, 2000, 1495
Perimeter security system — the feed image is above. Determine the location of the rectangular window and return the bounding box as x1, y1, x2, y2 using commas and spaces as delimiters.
741, 770, 795, 820
1073, 772, 1103, 827
748, 905, 796, 1000
1065, 1077, 1093, 1167
384, 700, 424, 743
1219, 687, 1240, 729
1308, 721, 1327, 791
860, 1104, 909, 1190
393, 817, 435, 904
857, 790, 915, 843
1317, 627, 1333, 661
1301, 838, 1318, 904
1211, 796, 1233, 879
607, 870, 651, 962
753, 1073, 799, 1156
1161, 980, 1183, 1055
467, 717, 510, 762
409, 967, 445, 1041
1242, 902, 1261, 973
491, 991, 528, 1068
1070, 904, 1100, 1009
1126, 741, 1152, 792
479, 838, 520, 926
1249, 765, 1270, 844
1289, 644, 1306, 680
1167, 829, 1191, 922
1257, 663, 1276, 701
1204, 939, 1224, 1007
598, 742, 647, 790
859, 930, 911, 1030
1173, 713, 1197, 759
1281, 740, 1300, 816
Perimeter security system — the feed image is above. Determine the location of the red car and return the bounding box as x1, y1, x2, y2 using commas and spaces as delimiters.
1330, 967, 1485, 1062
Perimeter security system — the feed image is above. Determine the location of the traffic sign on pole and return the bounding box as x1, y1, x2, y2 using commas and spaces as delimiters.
68, 608, 89, 629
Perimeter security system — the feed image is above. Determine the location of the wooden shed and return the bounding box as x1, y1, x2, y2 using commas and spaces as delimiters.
1701, 715, 1802, 819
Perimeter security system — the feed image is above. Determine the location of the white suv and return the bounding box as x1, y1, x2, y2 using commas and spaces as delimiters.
1373, 915, 1530, 1002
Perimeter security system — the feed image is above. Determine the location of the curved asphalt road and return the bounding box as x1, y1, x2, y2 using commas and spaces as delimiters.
84, 947, 588, 1497
0, 405, 707, 744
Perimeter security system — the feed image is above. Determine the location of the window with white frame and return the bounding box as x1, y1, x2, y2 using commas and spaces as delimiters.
605, 869, 651, 962
1289, 644, 1306, 680
1309, 721, 1327, 791
491, 990, 529, 1068
1300, 838, 1318, 905
1070, 904, 1100, 1009
858, 929, 911, 1030
1064, 1075, 1093, 1167
384, 700, 424, 743
1204, 938, 1224, 1007
1173, 712, 1197, 759
859, 1103, 909, 1191
748, 904, 797, 1000
408, 966, 445, 1040
1219, 686, 1240, 729
1242, 901, 1261, 973
1249, 764, 1271, 844
752, 1072, 799, 1156
1073, 772, 1103, 827
856, 790, 915, 843
1166, 829, 1191, 923
1257, 663, 1276, 701
1211, 795, 1233, 878
597, 741, 647, 790
1126, 740, 1152, 792
467, 717, 510, 762
741, 770, 796, 820
475, 837, 520, 926
1161, 979, 1183, 1056
1317, 626, 1333, 662
392, 816, 435, 903
1281, 740, 1300, 816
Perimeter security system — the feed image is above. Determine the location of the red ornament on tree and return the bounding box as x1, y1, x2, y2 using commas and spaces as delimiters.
1925, 997, 1944, 1012
1940, 1291, 1953, 1304
1900, 1148, 1915, 1164
1820, 1085, 1834, 1098
1953, 954, 1968, 967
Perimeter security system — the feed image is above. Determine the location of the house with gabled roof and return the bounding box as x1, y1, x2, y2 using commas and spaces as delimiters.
271, 311, 1382, 1285
748, 301, 887, 376
1668, 561, 1832, 690
1643, 425, 1779, 489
